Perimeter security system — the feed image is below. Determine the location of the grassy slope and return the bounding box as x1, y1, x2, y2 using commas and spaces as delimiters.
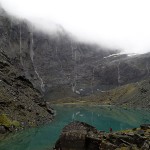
51, 78, 150, 109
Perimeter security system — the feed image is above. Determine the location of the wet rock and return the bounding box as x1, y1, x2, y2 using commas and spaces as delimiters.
54, 122, 150, 150
0, 125, 7, 134
133, 134, 146, 147
136, 130, 145, 136
100, 141, 118, 150
54, 121, 100, 150
141, 140, 150, 150
8, 125, 15, 132
38, 101, 46, 107
46, 106, 55, 115
108, 134, 135, 146
140, 124, 150, 130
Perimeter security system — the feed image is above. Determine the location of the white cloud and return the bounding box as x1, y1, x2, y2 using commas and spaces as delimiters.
1, 0, 150, 53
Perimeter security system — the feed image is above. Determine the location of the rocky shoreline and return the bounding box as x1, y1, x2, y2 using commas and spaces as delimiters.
0, 51, 55, 135
54, 121, 150, 150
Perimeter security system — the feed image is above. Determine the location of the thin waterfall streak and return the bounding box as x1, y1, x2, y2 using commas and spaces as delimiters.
30, 32, 34, 62
72, 78, 77, 93
117, 61, 121, 86
90, 64, 102, 94
56, 47, 63, 72
71, 45, 77, 93
71, 43, 78, 93
91, 67, 95, 94
19, 24, 23, 67
29, 31, 45, 92
146, 62, 150, 76
9, 21, 12, 47
71, 44, 74, 59
35, 69, 45, 92
55, 47, 69, 80
74, 50, 77, 62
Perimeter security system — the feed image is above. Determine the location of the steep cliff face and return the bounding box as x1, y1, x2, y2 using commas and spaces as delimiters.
0, 50, 53, 134
1, 7, 150, 103
0, 8, 54, 133
0, 7, 118, 97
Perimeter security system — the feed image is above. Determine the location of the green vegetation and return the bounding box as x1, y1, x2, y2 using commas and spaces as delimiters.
0, 114, 20, 127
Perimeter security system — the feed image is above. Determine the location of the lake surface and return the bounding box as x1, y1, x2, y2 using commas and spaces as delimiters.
0, 105, 150, 150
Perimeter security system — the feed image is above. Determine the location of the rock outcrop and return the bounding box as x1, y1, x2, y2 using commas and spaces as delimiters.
0, 48, 53, 134
54, 121, 100, 150
54, 121, 150, 150
1, 6, 150, 104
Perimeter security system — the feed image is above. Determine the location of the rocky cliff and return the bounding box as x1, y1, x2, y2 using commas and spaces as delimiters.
0, 50, 54, 134
1, 5, 150, 109
0, 8, 54, 134
0, 6, 118, 96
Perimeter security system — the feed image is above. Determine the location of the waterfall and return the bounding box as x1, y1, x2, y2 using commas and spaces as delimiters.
117, 61, 121, 86
146, 62, 150, 76
71, 79, 77, 93
19, 24, 23, 67
9, 20, 12, 47
74, 50, 77, 92
71, 73, 78, 93
71, 44, 78, 93
74, 50, 77, 61
55, 47, 69, 82
71, 41, 77, 60
71, 43, 74, 59
91, 67, 95, 94
29, 31, 45, 92
29, 32, 34, 62
34, 69, 45, 92
55, 47, 63, 72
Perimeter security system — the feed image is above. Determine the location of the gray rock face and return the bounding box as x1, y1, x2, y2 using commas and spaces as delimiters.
54, 121, 100, 150
0, 7, 118, 97
1, 6, 150, 102
0, 50, 53, 131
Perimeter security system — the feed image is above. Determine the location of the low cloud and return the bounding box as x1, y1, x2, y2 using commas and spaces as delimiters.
1, 0, 150, 54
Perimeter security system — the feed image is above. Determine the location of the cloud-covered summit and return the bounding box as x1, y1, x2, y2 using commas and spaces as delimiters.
1, 0, 150, 54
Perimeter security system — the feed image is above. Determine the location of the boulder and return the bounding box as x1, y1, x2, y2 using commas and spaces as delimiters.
54, 122, 150, 150
141, 140, 150, 150
0, 125, 7, 134
140, 124, 150, 130
54, 121, 100, 150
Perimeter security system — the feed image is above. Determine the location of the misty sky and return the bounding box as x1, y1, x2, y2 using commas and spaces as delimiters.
1, 0, 150, 54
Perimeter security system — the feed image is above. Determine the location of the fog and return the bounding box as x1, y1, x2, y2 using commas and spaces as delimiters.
1, 0, 150, 54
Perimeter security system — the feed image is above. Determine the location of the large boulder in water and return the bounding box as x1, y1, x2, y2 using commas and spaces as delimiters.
54, 121, 100, 150
54, 122, 150, 150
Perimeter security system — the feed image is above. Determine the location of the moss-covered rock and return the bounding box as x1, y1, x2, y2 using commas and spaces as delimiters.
0, 114, 20, 128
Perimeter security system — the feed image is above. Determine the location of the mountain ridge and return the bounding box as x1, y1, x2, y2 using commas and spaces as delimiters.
0, 6, 150, 109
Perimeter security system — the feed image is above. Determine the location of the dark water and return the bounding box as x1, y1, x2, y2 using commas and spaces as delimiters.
0, 105, 150, 150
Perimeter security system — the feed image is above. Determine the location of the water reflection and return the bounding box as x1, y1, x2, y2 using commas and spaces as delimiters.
0, 105, 150, 150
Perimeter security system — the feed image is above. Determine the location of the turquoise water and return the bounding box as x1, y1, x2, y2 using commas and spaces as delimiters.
0, 105, 150, 150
